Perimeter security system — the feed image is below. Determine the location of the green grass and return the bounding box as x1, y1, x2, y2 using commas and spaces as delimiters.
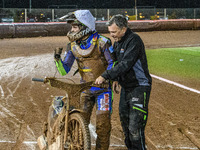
146, 47, 200, 80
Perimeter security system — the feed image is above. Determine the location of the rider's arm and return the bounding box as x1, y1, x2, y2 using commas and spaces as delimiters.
100, 37, 116, 71
103, 44, 114, 70
55, 43, 75, 76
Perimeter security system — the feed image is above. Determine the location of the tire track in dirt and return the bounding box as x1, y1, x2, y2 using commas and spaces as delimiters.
0, 55, 56, 150
146, 78, 200, 150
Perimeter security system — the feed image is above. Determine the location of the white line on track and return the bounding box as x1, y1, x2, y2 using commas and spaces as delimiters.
0, 140, 126, 147
111, 135, 123, 142
0, 140, 197, 149
0, 141, 37, 144
91, 143, 126, 147
156, 145, 199, 149
151, 74, 200, 94
0, 85, 4, 97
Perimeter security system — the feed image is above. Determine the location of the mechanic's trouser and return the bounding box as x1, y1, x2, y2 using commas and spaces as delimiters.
119, 86, 151, 150
81, 89, 112, 150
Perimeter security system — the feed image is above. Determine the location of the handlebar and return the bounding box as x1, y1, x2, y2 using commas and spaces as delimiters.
32, 77, 109, 109
32, 77, 109, 92
32, 78, 45, 82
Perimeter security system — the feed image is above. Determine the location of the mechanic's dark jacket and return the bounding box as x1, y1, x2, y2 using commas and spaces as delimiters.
101, 28, 152, 89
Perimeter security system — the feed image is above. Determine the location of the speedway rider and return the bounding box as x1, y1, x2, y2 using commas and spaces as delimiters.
54, 10, 114, 150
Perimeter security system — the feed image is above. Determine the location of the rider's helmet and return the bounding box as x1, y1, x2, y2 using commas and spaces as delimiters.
59, 10, 96, 42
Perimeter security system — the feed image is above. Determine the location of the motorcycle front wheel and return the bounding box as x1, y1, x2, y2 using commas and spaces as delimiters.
61, 112, 91, 150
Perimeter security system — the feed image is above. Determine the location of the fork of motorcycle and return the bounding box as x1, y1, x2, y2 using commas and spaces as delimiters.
64, 95, 70, 146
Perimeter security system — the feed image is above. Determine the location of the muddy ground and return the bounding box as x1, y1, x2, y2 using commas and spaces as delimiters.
0, 30, 200, 150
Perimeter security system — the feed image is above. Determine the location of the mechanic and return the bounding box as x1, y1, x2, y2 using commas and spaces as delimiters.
95, 14, 152, 150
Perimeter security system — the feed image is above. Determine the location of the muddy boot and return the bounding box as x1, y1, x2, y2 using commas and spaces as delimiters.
37, 135, 47, 150
96, 111, 111, 150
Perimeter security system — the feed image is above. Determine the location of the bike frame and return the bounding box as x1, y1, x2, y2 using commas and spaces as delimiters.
32, 77, 109, 149
33, 77, 94, 147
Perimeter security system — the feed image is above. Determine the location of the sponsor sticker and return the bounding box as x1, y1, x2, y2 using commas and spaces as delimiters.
132, 97, 139, 102
100, 93, 110, 111
120, 48, 124, 53
109, 46, 114, 53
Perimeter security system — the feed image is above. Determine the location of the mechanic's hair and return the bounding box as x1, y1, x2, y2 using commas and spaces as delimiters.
106, 14, 128, 29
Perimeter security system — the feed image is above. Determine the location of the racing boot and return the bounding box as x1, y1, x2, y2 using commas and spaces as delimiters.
96, 111, 111, 150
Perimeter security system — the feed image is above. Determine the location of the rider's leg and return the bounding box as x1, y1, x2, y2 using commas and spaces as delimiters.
80, 90, 95, 124
95, 90, 112, 150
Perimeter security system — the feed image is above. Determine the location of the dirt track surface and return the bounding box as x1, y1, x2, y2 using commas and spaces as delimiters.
0, 30, 200, 150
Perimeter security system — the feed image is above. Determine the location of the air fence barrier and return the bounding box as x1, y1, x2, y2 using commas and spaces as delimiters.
0, 19, 200, 38
0, 22, 71, 38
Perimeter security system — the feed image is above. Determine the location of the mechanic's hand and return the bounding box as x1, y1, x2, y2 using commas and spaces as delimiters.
54, 47, 63, 61
95, 76, 106, 85
112, 81, 120, 94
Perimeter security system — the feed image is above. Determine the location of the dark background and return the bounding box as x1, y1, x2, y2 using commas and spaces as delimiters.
1, 0, 200, 9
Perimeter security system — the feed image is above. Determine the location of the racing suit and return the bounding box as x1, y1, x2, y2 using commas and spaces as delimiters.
55, 31, 114, 150
101, 28, 152, 150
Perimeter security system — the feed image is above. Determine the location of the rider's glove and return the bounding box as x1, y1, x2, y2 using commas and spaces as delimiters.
54, 47, 63, 61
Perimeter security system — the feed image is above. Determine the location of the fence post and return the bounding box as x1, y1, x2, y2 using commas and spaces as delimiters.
107, 9, 110, 21
29, 0, 32, 13
135, 8, 138, 20
52, 9, 55, 22
25, 9, 27, 23
135, 0, 137, 20
95, 9, 97, 19
164, 8, 166, 19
